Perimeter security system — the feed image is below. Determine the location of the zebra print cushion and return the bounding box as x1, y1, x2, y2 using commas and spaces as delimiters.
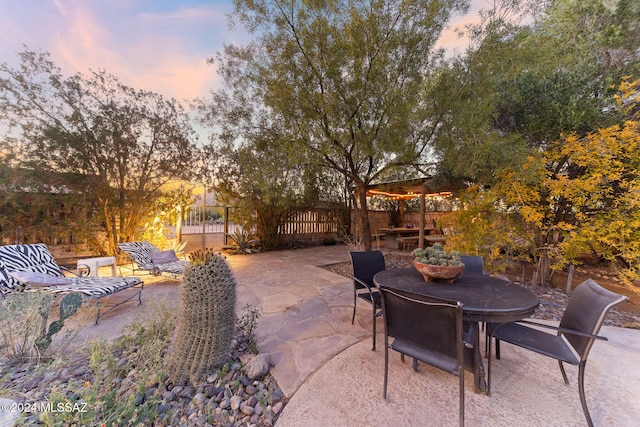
0, 243, 64, 293
118, 240, 158, 270
0, 243, 142, 297
43, 277, 142, 297
118, 241, 189, 275
153, 260, 190, 275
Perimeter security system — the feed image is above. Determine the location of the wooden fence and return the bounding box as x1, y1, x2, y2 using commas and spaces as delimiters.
182, 205, 452, 245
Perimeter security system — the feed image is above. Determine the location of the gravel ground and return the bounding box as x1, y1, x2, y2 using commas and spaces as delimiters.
0, 325, 284, 427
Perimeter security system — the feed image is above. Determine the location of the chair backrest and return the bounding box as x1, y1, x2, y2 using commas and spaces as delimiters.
560, 278, 628, 360
380, 286, 463, 364
0, 243, 64, 294
460, 255, 485, 275
349, 250, 386, 290
118, 240, 159, 267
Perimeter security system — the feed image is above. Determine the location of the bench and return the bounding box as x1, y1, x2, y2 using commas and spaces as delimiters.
0, 243, 143, 324
397, 236, 420, 250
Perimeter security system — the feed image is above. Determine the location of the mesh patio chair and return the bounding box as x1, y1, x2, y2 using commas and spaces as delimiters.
459, 255, 485, 275
380, 286, 475, 427
349, 250, 386, 351
487, 279, 628, 427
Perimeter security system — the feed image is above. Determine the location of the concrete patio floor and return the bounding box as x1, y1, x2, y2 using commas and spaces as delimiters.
5, 242, 638, 426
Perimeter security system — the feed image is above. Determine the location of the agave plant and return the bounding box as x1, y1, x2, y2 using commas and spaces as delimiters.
222, 228, 260, 254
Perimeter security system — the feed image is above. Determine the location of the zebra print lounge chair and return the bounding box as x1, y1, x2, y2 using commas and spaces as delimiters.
0, 243, 143, 324
117, 240, 189, 279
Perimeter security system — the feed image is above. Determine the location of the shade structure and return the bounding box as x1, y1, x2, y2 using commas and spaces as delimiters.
363, 177, 453, 249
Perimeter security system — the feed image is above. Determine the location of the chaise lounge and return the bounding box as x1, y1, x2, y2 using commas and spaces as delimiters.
118, 240, 190, 279
0, 243, 143, 324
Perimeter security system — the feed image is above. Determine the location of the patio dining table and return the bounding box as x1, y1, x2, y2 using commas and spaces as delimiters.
373, 268, 539, 394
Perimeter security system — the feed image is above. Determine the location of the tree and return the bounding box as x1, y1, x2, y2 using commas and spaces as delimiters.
0, 48, 198, 253
430, 0, 636, 187
208, 0, 468, 250
449, 79, 640, 287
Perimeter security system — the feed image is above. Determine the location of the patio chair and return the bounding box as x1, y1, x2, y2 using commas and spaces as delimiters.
118, 240, 190, 279
460, 255, 485, 275
487, 279, 628, 427
0, 243, 143, 324
380, 286, 474, 427
349, 250, 385, 351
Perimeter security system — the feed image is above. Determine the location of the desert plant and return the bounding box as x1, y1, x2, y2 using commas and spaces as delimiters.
222, 228, 260, 254
0, 293, 50, 362
412, 244, 463, 267
0, 291, 82, 362
35, 293, 82, 351
240, 303, 261, 354
39, 302, 176, 426
165, 249, 237, 385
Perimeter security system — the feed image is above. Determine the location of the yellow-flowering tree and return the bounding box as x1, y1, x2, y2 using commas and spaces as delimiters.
450, 79, 640, 287
544, 79, 640, 285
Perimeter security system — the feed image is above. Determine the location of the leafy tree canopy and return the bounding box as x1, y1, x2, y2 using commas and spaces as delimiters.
0, 48, 198, 253
202, 0, 469, 249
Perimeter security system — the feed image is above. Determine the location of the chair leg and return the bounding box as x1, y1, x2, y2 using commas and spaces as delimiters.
383, 337, 389, 399
578, 361, 594, 427
558, 360, 570, 384
372, 304, 377, 351
459, 361, 465, 427
487, 332, 493, 396
351, 292, 357, 325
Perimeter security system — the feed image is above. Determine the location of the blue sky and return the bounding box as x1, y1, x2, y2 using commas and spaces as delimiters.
0, 0, 486, 102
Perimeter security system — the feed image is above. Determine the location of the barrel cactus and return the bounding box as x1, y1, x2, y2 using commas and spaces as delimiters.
165, 249, 237, 385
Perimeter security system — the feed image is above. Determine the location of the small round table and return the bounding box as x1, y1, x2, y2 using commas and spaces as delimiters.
373, 268, 539, 393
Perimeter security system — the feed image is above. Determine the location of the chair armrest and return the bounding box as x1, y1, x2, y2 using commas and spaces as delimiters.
60, 265, 84, 278
512, 319, 608, 341
347, 274, 377, 293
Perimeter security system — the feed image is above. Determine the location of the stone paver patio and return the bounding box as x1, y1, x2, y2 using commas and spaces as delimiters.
5, 242, 638, 426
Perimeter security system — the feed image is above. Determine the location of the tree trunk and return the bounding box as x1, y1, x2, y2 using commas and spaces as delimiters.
176, 205, 183, 243
354, 181, 372, 251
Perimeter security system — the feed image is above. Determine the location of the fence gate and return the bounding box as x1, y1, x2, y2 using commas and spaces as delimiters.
181, 205, 241, 250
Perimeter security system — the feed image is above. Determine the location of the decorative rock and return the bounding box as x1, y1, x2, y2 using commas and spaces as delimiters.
271, 401, 283, 414
243, 353, 271, 380
0, 325, 285, 427
247, 395, 258, 407
230, 395, 242, 411
220, 397, 230, 409
270, 388, 283, 403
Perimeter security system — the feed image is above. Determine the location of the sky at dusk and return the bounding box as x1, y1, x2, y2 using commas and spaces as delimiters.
0, 0, 486, 103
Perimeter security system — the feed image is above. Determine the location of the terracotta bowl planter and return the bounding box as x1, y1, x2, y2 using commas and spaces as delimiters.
413, 260, 464, 284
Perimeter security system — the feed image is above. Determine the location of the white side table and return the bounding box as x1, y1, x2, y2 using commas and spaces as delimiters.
77, 256, 117, 277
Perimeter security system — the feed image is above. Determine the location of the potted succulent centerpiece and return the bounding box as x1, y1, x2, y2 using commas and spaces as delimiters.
412, 244, 465, 283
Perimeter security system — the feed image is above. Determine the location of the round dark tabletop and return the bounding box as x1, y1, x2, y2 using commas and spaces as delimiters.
374, 268, 540, 323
